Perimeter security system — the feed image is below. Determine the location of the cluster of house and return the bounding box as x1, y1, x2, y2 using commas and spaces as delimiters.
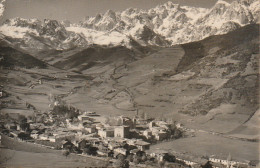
208, 155, 259, 168
1, 110, 259, 168
59, 112, 176, 158
0, 111, 180, 165
146, 151, 258, 168
94, 117, 176, 142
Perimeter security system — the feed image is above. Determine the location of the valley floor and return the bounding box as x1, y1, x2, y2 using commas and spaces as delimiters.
149, 131, 259, 162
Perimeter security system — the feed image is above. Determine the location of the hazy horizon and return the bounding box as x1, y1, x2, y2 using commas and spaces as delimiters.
2, 0, 235, 23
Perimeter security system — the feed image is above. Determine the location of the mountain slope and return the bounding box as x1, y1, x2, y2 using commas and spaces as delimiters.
38, 24, 259, 127
0, 34, 47, 68
54, 46, 137, 71
177, 22, 259, 72
66, 24, 258, 134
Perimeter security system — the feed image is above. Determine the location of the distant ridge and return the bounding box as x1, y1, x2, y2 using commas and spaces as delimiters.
0, 0, 259, 53
0, 34, 47, 68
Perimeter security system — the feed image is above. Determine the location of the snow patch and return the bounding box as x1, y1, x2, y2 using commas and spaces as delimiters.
0, 0, 5, 18
0, 25, 38, 38
66, 26, 130, 46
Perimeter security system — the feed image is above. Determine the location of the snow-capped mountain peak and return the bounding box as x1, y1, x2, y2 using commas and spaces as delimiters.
0, 0, 5, 19
216, 0, 231, 6
0, 17, 87, 51
0, 0, 259, 51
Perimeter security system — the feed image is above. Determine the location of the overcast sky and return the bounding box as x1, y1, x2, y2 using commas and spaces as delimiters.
3, 0, 234, 23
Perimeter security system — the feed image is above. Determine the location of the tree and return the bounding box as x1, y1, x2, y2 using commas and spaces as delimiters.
144, 112, 148, 120
140, 112, 144, 119
83, 147, 91, 155
36, 115, 44, 123
133, 155, 141, 164
63, 149, 70, 158
203, 161, 213, 168
126, 154, 133, 162
27, 115, 33, 120
141, 155, 147, 162
169, 124, 177, 132
167, 118, 175, 124
162, 117, 167, 122
18, 132, 31, 140
78, 139, 87, 150
113, 157, 129, 168
116, 118, 122, 126
20, 122, 30, 132
18, 115, 27, 124
173, 129, 182, 139
164, 154, 175, 162
117, 154, 125, 160
89, 146, 98, 155
158, 160, 165, 168
48, 93, 55, 104
104, 117, 110, 124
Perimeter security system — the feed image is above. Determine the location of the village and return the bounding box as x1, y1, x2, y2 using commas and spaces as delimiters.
0, 94, 258, 168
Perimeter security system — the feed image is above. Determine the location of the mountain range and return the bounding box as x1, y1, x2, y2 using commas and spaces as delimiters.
0, 0, 259, 53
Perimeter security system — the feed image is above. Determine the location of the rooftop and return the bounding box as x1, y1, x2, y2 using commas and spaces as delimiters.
177, 155, 208, 164
147, 149, 168, 154
130, 149, 141, 154
134, 140, 150, 146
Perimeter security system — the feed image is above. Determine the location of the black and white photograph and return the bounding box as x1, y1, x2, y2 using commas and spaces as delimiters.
0, 0, 259, 167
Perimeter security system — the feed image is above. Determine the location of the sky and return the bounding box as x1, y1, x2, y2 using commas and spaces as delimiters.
2, 0, 235, 23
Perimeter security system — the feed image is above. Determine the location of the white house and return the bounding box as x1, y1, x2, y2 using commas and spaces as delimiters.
30, 130, 39, 139
209, 154, 241, 168
148, 149, 169, 161
143, 130, 152, 138
114, 148, 127, 156
84, 126, 96, 133
48, 136, 56, 142
98, 128, 114, 138
39, 134, 48, 140
114, 126, 130, 138
176, 157, 197, 167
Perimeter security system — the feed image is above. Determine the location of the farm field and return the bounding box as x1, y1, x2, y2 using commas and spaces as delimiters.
149, 132, 259, 162
0, 148, 109, 168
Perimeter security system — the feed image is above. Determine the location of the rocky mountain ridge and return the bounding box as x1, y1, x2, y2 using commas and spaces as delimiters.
0, 0, 5, 19
0, 0, 259, 51
0, 18, 88, 51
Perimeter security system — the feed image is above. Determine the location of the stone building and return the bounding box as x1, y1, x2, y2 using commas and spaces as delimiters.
114, 126, 130, 138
